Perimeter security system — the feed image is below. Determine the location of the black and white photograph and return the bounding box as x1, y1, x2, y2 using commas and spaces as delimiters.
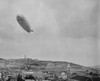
0, 0, 100, 81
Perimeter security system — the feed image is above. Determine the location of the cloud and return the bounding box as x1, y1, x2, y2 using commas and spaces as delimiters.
46, 0, 98, 38
0, 38, 2, 43
1, 0, 97, 38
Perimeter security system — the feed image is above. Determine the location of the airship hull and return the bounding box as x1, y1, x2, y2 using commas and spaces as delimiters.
16, 15, 33, 33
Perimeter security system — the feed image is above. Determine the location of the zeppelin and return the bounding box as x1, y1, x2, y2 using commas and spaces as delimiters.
16, 14, 33, 33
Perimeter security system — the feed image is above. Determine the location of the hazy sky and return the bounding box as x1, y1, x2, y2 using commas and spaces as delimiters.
0, 0, 99, 66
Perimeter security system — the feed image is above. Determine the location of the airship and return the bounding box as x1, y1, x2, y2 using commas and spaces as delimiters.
16, 14, 33, 33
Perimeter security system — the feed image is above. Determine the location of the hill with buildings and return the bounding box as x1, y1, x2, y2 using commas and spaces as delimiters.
0, 58, 97, 73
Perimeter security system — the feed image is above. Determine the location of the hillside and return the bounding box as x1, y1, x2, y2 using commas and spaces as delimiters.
0, 58, 88, 72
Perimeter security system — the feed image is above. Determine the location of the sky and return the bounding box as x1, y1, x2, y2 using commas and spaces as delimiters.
0, 0, 100, 66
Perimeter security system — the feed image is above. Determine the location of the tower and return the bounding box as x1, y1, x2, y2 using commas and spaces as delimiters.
24, 54, 26, 59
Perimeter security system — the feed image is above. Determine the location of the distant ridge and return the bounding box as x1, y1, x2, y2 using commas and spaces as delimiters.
0, 58, 84, 70
91, 65, 100, 69
0, 58, 5, 60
